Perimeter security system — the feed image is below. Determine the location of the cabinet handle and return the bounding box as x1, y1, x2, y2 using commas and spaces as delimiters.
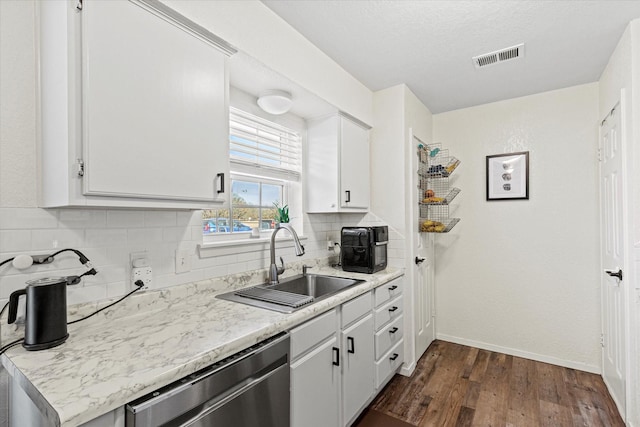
389, 327, 398, 334
332, 347, 340, 366
389, 353, 399, 361
217, 173, 225, 194
347, 337, 355, 354
345, 190, 351, 203
388, 306, 398, 313
388, 285, 398, 291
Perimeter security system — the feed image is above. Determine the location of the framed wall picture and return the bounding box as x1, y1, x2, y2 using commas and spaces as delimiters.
486, 151, 529, 200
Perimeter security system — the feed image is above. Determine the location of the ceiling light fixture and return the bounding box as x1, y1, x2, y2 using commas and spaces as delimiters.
257, 90, 293, 115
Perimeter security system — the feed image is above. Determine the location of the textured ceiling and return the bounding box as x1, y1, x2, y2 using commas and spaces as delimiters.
262, 1, 640, 113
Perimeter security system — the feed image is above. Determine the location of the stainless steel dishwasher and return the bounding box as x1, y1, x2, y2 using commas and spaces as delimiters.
125, 332, 290, 427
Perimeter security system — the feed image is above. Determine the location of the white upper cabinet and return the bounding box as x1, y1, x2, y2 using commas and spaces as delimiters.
306, 113, 371, 213
39, 0, 235, 209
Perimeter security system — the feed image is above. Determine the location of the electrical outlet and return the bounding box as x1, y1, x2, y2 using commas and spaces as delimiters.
130, 251, 151, 289
327, 240, 334, 251
132, 266, 152, 289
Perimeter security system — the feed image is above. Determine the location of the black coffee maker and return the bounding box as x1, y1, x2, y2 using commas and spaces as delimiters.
8, 277, 69, 351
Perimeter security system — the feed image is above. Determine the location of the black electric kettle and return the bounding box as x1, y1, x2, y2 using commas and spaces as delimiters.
7, 277, 70, 351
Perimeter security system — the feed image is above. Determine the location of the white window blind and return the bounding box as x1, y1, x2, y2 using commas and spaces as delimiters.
229, 107, 301, 180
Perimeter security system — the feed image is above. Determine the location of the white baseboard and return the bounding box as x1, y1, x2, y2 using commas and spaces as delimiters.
436, 333, 601, 374
399, 360, 416, 377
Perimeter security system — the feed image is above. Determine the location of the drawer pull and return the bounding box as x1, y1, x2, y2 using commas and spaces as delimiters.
347, 336, 355, 354
390, 353, 399, 361
389, 327, 399, 334
388, 285, 398, 291
332, 347, 340, 366
388, 306, 399, 313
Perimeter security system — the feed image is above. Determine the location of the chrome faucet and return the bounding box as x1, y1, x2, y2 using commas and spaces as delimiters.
269, 223, 305, 285
302, 264, 313, 276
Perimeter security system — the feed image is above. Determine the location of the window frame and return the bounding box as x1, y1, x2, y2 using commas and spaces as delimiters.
203, 107, 302, 245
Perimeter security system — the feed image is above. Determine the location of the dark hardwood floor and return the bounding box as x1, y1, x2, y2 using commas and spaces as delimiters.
354, 340, 624, 427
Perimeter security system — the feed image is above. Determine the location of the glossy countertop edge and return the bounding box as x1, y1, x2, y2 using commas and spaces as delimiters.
1, 267, 404, 427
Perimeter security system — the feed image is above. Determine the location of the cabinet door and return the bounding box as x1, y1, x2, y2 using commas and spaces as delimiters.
340, 117, 370, 209
290, 337, 340, 427
342, 314, 374, 425
81, 1, 228, 202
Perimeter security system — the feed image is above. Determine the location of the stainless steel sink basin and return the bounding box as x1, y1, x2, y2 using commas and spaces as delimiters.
269, 274, 363, 299
216, 274, 365, 313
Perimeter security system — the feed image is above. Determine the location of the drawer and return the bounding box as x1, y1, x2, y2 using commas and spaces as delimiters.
374, 314, 403, 359
375, 339, 404, 389
290, 308, 337, 360
373, 277, 403, 308
374, 294, 403, 330
341, 291, 372, 328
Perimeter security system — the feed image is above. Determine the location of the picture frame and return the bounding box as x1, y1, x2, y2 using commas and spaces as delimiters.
486, 151, 529, 201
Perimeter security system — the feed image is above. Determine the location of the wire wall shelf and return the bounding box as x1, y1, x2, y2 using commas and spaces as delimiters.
417, 143, 460, 233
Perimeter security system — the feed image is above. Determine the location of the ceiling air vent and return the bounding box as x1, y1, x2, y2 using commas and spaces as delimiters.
473, 43, 524, 69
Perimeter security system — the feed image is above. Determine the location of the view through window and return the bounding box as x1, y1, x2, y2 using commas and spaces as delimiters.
203, 108, 300, 236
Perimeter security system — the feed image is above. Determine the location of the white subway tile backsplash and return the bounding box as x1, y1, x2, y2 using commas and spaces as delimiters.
106, 211, 145, 228
67, 284, 108, 305
144, 211, 177, 227
0, 208, 58, 229
227, 262, 250, 275
128, 228, 163, 244
162, 226, 190, 243
106, 281, 128, 298
0, 230, 31, 252
85, 228, 128, 247
204, 265, 228, 279
177, 210, 200, 226
0, 207, 389, 308
246, 259, 268, 271
0, 273, 32, 298
59, 210, 107, 229
31, 229, 84, 251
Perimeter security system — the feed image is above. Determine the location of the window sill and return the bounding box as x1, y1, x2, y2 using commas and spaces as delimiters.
198, 234, 308, 258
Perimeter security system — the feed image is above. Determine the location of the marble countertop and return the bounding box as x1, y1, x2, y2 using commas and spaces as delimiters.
1, 264, 403, 427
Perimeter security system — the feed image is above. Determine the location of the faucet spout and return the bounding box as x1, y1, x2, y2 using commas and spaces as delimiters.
269, 223, 305, 285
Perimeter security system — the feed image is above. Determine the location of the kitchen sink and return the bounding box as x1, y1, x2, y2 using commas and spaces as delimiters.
216, 274, 365, 313
269, 274, 363, 299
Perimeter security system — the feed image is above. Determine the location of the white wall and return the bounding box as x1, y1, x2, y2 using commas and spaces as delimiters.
371, 84, 434, 373
0, 0, 37, 208
433, 83, 601, 372
599, 17, 640, 427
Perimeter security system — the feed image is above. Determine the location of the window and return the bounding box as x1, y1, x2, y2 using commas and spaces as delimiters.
203, 108, 301, 237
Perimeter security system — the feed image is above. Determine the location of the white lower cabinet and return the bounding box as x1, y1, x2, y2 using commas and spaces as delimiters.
373, 277, 405, 390
341, 313, 374, 425
291, 336, 340, 427
290, 277, 404, 427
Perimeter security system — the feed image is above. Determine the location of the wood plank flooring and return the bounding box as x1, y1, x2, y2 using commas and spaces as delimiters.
354, 340, 624, 427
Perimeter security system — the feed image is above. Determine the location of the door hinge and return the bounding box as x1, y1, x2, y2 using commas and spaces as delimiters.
600, 333, 605, 348
597, 148, 602, 162
76, 159, 85, 177
76, 0, 83, 11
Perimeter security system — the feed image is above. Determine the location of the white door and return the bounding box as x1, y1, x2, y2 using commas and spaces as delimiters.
600, 101, 626, 418
411, 131, 435, 359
